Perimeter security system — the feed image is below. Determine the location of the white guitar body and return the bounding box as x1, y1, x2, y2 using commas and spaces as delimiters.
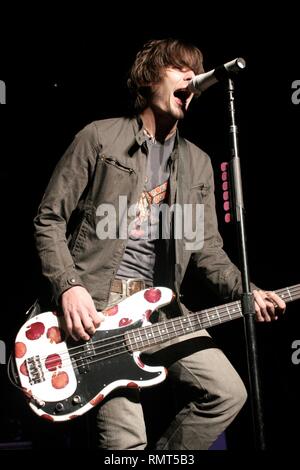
14, 287, 173, 421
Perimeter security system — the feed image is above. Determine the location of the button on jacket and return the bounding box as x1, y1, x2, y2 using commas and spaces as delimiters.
34, 117, 244, 312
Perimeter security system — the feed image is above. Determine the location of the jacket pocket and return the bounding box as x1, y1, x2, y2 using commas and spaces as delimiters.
190, 183, 209, 194
190, 183, 210, 201
190, 182, 210, 198
99, 154, 135, 174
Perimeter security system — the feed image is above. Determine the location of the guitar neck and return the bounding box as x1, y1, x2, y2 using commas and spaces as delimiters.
126, 284, 300, 353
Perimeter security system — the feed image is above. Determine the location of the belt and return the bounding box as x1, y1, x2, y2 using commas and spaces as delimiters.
111, 278, 151, 297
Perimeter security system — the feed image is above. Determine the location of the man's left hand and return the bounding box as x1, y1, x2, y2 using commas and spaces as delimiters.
253, 289, 286, 322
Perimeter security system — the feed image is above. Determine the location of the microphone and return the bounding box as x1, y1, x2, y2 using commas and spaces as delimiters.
188, 57, 246, 95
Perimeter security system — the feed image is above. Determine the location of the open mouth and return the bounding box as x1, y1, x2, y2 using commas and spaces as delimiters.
173, 87, 192, 106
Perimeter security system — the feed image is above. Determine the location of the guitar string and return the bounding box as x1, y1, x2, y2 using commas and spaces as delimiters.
34, 284, 299, 364
27, 310, 240, 380
26, 285, 300, 370
64, 284, 300, 356
24, 298, 239, 364
27, 300, 243, 367
28, 285, 300, 376
28, 303, 244, 377
30, 293, 290, 379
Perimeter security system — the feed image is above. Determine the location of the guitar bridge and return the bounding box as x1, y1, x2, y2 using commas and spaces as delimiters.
26, 355, 45, 385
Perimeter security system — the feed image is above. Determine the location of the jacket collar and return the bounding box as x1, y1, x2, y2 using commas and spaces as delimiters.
132, 115, 180, 154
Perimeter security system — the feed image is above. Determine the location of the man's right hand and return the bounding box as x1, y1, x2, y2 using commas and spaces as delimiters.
61, 286, 104, 341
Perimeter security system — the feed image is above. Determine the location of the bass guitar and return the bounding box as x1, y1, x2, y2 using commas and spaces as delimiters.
13, 285, 300, 422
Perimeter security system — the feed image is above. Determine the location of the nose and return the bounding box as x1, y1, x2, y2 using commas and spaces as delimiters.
183, 69, 195, 81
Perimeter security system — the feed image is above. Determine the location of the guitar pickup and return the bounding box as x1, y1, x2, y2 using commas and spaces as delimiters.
26, 355, 45, 385
71, 341, 95, 374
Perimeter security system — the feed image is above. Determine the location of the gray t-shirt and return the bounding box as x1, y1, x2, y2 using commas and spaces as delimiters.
116, 135, 175, 282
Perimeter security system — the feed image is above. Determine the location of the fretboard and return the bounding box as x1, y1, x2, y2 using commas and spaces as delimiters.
125, 284, 300, 352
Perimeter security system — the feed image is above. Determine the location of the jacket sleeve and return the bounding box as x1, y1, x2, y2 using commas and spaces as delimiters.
33, 123, 100, 304
192, 156, 257, 300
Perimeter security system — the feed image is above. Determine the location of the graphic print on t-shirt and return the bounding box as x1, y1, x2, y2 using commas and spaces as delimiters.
130, 180, 168, 239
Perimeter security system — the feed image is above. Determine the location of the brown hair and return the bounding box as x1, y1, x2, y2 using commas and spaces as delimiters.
127, 38, 204, 112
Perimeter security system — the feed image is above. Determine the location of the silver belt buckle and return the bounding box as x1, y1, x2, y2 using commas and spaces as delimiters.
126, 278, 145, 296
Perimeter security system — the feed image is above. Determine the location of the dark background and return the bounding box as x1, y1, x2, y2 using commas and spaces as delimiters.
0, 7, 299, 450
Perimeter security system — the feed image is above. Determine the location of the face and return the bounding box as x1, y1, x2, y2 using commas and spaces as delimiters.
149, 66, 196, 121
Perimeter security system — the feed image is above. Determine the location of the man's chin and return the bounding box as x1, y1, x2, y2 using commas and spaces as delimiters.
175, 109, 186, 120
171, 106, 186, 120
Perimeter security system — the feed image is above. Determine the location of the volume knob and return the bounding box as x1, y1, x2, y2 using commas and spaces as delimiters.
55, 402, 64, 412
72, 395, 82, 405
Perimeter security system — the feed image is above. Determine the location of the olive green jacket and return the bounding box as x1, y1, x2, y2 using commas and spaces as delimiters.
34, 117, 244, 312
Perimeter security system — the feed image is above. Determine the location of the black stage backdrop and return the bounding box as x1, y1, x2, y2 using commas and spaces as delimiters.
0, 10, 299, 451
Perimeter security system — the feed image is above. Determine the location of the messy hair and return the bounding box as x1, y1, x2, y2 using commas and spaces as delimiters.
127, 38, 204, 113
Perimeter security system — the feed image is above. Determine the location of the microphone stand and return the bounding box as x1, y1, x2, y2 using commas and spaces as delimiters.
227, 77, 266, 450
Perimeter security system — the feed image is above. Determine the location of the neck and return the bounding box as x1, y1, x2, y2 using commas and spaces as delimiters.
140, 108, 177, 144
